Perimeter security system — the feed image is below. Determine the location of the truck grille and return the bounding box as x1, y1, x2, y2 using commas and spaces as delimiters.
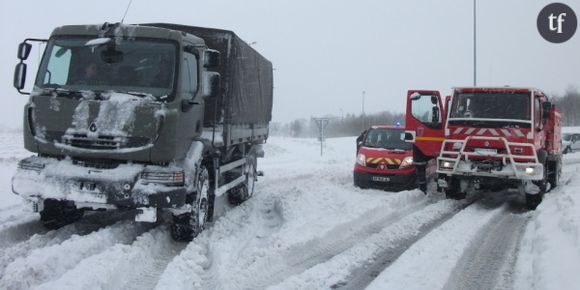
60, 134, 150, 150
367, 164, 400, 170
72, 158, 121, 169
63, 134, 123, 150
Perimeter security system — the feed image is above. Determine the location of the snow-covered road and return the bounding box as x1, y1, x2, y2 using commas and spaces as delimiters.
1, 133, 580, 290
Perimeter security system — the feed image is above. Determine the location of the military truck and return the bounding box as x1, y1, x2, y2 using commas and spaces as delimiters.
12, 22, 273, 241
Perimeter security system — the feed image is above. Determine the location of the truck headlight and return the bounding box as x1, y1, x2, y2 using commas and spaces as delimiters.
18, 159, 45, 172
525, 167, 535, 175
356, 153, 366, 166
140, 170, 184, 186
440, 160, 455, 170
400, 156, 414, 168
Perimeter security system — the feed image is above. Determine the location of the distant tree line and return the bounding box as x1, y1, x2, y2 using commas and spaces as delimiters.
553, 88, 580, 126
271, 111, 405, 138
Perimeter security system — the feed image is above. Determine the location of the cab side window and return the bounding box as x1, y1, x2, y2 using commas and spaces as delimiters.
534, 98, 542, 129
180, 52, 198, 98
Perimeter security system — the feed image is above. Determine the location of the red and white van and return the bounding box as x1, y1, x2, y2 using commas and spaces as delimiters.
354, 126, 416, 190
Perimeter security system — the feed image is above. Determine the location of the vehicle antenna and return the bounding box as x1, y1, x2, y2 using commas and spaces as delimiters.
121, 0, 133, 23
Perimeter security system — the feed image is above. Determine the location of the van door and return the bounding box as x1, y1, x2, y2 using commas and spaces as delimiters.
404, 90, 446, 158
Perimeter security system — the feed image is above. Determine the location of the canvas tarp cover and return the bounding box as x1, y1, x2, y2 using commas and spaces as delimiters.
141, 23, 273, 126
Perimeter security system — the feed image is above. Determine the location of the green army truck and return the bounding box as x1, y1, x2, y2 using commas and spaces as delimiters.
11, 22, 273, 241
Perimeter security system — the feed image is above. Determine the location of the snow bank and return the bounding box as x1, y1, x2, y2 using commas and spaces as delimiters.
514, 160, 580, 290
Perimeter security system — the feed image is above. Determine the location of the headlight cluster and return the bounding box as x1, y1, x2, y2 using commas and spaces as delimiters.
18, 159, 45, 172
140, 170, 184, 186
400, 156, 414, 168
356, 153, 366, 166
439, 160, 456, 170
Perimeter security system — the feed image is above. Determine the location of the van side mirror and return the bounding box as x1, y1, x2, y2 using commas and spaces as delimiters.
13, 63, 27, 92
18, 42, 32, 60
202, 72, 221, 98
542, 102, 552, 119
204, 49, 220, 67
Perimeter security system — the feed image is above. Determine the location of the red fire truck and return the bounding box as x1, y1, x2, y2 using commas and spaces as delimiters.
405, 87, 562, 209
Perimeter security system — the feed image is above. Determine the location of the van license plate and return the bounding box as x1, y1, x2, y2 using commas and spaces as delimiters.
475, 148, 497, 155
372, 176, 390, 182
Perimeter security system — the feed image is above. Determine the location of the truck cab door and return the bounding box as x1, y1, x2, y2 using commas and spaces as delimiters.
404, 90, 446, 158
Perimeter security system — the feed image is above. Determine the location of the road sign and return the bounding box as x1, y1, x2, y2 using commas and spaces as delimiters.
313, 118, 330, 156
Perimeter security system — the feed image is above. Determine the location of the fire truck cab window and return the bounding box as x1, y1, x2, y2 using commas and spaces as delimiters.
535, 98, 542, 129
411, 94, 440, 126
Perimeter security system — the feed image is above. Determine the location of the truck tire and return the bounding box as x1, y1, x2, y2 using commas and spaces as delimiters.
228, 154, 257, 205
525, 193, 543, 210
444, 177, 466, 200
171, 166, 210, 242
40, 199, 84, 230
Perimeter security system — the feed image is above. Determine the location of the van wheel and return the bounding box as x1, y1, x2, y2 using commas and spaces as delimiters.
228, 154, 257, 205
40, 199, 84, 230
171, 166, 210, 242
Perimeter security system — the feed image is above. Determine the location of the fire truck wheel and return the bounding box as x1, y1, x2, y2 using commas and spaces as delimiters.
40, 199, 85, 230
444, 178, 466, 200
525, 193, 543, 210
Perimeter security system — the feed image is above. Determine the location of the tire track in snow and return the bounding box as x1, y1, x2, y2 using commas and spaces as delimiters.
35, 226, 185, 290
335, 197, 477, 290
364, 192, 525, 290
0, 220, 151, 290
443, 208, 531, 290
0, 210, 135, 277
207, 192, 430, 290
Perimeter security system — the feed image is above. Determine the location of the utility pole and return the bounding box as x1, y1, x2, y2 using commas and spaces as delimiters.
473, 0, 477, 86
361, 90, 366, 130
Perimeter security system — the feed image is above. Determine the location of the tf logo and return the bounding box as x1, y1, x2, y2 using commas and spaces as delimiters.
537, 3, 577, 43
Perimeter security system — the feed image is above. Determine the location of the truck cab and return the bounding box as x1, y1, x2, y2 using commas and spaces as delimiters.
12, 23, 273, 240
405, 88, 561, 209
354, 125, 416, 190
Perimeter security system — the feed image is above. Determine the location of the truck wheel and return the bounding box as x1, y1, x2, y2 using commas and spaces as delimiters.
171, 166, 210, 242
40, 199, 84, 230
228, 154, 257, 205
525, 193, 543, 210
444, 178, 466, 200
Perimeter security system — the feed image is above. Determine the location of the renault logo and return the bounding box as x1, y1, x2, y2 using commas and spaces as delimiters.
89, 123, 97, 132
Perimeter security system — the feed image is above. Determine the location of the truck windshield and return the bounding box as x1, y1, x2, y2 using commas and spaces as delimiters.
363, 128, 411, 150
34, 36, 178, 100
449, 92, 531, 122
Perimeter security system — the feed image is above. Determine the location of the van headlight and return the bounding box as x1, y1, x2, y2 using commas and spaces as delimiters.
400, 156, 414, 168
356, 153, 366, 166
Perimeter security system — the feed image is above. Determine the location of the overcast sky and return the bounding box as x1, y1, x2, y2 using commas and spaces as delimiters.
1, 0, 579, 129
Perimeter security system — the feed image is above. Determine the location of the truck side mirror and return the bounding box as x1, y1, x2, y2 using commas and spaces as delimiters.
202, 72, 221, 98
204, 49, 220, 67
542, 102, 552, 119
14, 63, 27, 91
18, 42, 32, 60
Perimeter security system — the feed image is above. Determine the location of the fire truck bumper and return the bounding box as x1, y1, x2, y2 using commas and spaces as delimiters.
436, 157, 544, 181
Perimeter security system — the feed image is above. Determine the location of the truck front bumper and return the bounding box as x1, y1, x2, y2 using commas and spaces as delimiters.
12, 156, 187, 210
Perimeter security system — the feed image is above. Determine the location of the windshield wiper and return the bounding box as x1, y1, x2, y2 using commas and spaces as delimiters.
39, 87, 84, 97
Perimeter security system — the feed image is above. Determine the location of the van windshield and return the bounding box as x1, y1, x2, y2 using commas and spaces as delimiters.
34, 36, 178, 100
363, 128, 411, 150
